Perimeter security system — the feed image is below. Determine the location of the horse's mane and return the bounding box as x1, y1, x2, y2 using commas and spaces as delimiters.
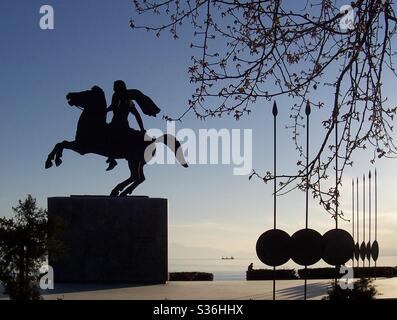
81, 85, 107, 116
91, 86, 107, 109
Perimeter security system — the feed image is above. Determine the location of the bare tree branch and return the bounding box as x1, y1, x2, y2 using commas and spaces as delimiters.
131, 0, 397, 219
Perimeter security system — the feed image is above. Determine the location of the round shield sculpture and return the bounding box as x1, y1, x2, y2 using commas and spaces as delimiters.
256, 229, 291, 266
371, 240, 379, 261
354, 242, 360, 260
290, 229, 323, 266
322, 229, 354, 265
366, 241, 372, 260
359, 241, 366, 260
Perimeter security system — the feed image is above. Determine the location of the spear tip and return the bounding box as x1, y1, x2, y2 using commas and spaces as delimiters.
272, 101, 278, 117
305, 100, 311, 116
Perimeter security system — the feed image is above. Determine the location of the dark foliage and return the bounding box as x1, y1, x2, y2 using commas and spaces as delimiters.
246, 268, 298, 280
323, 277, 378, 300
0, 195, 63, 300
169, 272, 214, 281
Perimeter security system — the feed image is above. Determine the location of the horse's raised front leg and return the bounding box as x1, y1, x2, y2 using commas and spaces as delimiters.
110, 160, 137, 196
45, 140, 80, 169
54, 140, 81, 167
119, 161, 146, 196
45, 141, 65, 169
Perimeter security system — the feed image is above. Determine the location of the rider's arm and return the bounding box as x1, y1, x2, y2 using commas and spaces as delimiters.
107, 95, 118, 112
130, 103, 145, 131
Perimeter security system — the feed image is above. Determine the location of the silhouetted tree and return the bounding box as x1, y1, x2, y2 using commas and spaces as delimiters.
131, 0, 397, 219
323, 278, 378, 300
0, 195, 62, 300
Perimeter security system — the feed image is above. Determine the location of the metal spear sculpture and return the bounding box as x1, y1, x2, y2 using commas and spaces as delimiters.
367, 171, 372, 267
372, 170, 380, 272
256, 100, 354, 300
360, 175, 366, 268
353, 170, 381, 276
355, 177, 360, 267
321, 108, 354, 267
352, 179, 355, 269
256, 101, 291, 300
290, 101, 323, 300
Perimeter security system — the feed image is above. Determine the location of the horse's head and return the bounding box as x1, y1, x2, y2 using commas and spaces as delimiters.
66, 86, 107, 112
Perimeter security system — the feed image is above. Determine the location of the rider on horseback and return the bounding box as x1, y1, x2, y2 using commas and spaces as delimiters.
106, 80, 160, 171
45, 83, 187, 196
106, 80, 144, 171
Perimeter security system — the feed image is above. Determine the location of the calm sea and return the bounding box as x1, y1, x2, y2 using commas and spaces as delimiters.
169, 256, 397, 281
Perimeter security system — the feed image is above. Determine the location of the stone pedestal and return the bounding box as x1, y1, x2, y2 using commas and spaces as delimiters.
48, 196, 168, 284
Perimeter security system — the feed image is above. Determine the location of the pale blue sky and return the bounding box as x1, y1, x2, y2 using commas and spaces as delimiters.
1, 0, 396, 260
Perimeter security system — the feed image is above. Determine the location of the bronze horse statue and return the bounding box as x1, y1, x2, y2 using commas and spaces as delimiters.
45, 86, 188, 196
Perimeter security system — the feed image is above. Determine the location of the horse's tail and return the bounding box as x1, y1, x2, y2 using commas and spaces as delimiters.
157, 134, 188, 168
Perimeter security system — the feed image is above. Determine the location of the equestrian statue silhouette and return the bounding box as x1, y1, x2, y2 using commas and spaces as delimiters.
45, 81, 188, 196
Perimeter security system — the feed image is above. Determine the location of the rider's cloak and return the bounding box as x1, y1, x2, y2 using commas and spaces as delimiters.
127, 89, 161, 117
